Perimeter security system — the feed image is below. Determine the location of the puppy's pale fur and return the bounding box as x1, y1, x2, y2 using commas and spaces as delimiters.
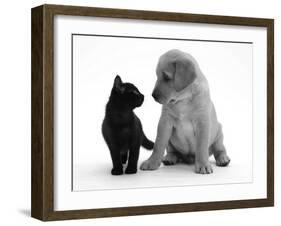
140, 49, 230, 174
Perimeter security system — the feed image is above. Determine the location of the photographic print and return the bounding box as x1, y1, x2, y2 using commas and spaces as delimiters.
32, 4, 274, 221
72, 34, 252, 191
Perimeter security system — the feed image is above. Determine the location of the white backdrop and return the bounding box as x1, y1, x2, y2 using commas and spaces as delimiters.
0, 0, 280, 226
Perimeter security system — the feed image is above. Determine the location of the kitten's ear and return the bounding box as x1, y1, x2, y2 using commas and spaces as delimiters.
114, 75, 124, 92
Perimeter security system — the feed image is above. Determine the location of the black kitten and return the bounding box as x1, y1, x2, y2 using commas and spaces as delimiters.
102, 75, 154, 175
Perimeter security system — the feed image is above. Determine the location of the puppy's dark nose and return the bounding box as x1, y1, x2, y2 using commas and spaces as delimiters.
152, 90, 160, 101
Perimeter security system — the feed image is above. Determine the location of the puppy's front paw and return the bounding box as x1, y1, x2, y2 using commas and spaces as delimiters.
111, 167, 123, 175
140, 159, 161, 170
195, 162, 213, 174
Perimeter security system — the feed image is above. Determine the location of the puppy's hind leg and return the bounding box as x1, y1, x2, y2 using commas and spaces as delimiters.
162, 142, 180, 166
211, 128, 230, 167
181, 153, 195, 165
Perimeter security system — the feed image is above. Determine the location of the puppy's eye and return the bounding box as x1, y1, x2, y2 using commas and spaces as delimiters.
163, 72, 170, 81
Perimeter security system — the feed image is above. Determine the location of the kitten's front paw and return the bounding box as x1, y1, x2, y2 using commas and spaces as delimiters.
140, 158, 161, 170
111, 167, 123, 175
195, 162, 213, 174
125, 166, 137, 174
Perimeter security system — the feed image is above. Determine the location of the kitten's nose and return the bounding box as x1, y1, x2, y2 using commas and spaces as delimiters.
140, 94, 144, 103
136, 94, 144, 107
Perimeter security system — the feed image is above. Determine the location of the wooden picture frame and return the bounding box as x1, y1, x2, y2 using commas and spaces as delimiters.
31, 4, 274, 221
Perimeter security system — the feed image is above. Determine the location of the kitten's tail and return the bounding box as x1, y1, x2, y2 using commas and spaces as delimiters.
141, 133, 154, 150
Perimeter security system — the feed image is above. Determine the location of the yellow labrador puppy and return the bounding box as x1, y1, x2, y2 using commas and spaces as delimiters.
140, 49, 230, 174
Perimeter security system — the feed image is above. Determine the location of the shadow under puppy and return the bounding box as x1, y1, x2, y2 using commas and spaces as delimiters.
102, 75, 154, 175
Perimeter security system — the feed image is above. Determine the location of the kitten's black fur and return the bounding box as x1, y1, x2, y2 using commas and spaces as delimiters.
102, 75, 154, 175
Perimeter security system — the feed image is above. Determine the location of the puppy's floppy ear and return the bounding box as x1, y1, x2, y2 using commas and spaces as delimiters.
174, 58, 196, 92
113, 75, 124, 92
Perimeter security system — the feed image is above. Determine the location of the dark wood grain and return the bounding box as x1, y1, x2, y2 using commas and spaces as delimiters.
267, 19, 274, 206
31, 4, 274, 221
31, 5, 44, 220
31, 5, 55, 220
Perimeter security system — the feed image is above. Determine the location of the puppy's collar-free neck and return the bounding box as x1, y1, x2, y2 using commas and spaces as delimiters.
169, 77, 199, 105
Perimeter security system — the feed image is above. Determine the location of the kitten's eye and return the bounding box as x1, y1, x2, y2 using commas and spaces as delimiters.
163, 72, 170, 81
132, 90, 139, 95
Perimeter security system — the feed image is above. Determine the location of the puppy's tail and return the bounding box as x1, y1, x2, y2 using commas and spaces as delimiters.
141, 133, 154, 150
